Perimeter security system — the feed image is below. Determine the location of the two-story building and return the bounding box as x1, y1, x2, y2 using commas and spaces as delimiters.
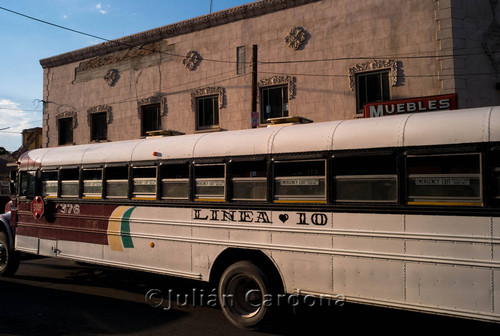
40, 0, 500, 147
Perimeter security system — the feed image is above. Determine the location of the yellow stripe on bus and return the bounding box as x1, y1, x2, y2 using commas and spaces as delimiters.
407, 201, 483, 207
107, 206, 131, 251
194, 198, 226, 202
274, 200, 327, 204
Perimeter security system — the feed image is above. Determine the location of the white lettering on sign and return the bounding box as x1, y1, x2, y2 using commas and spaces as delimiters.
415, 178, 470, 186
196, 180, 224, 187
32, 202, 43, 213
134, 180, 155, 185
280, 179, 319, 186
369, 98, 452, 118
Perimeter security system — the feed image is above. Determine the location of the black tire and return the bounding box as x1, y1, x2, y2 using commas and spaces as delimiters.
218, 261, 279, 330
0, 232, 20, 277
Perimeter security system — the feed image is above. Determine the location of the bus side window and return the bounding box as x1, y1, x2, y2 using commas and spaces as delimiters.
60, 168, 79, 198
105, 166, 129, 199
194, 164, 225, 201
41, 171, 58, 198
132, 166, 157, 200
231, 161, 267, 201
19, 171, 36, 198
273, 159, 326, 203
406, 153, 482, 206
83, 169, 103, 199
160, 164, 189, 200
333, 155, 398, 203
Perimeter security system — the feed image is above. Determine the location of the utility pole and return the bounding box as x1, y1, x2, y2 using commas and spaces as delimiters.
251, 45, 258, 128
210, 0, 213, 13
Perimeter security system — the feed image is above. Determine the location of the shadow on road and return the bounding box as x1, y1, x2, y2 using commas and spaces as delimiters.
1, 258, 498, 335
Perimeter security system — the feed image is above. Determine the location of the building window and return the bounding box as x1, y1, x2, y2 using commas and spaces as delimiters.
236, 46, 246, 75
261, 85, 289, 122
141, 104, 161, 136
58, 117, 73, 145
356, 70, 391, 114
90, 112, 107, 141
197, 95, 219, 129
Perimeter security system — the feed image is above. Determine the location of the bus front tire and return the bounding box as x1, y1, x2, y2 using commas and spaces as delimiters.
0, 232, 20, 277
218, 261, 278, 330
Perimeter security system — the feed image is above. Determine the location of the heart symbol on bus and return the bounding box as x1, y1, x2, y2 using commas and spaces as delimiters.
279, 214, 289, 223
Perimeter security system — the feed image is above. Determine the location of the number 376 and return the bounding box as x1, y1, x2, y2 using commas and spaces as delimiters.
58, 203, 80, 215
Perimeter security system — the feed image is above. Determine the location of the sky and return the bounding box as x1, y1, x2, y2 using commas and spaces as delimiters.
0, 0, 252, 152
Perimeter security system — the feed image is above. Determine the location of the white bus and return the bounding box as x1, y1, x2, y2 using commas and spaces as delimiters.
1, 106, 499, 328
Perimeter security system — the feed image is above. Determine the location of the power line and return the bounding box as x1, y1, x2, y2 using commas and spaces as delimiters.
0, 107, 42, 112
258, 50, 487, 64
0, 5, 238, 65
0, 6, 108, 42
0, 120, 43, 133
0, 5, 488, 68
258, 70, 496, 79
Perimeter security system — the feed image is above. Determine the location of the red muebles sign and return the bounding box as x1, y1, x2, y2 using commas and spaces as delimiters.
364, 94, 458, 118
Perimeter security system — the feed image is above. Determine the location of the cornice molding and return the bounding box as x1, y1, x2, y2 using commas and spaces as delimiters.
348, 60, 399, 91
87, 105, 112, 126
137, 94, 168, 118
191, 87, 226, 113
258, 75, 296, 99
56, 111, 78, 128
39, 0, 320, 69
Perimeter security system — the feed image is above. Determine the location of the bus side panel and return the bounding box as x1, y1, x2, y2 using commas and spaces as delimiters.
15, 235, 39, 254
406, 263, 492, 314
102, 206, 193, 275
332, 256, 404, 302
404, 215, 497, 317
57, 240, 103, 261
272, 251, 333, 295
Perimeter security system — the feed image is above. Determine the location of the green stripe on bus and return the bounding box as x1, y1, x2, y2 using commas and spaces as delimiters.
121, 206, 136, 248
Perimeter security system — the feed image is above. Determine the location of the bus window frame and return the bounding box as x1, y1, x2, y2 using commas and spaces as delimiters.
159, 162, 190, 201
19, 170, 37, 200
405, 152, 483, 207
59, 167, 80, 198
272, 158, 327, 204
40, 169, 59, 199
194, 163, 226, 202
131, 165, 157, 201
82, 168, 104, 199
104, 165, 130, 199
230, 159, 267, 202
332, 152, 399, 204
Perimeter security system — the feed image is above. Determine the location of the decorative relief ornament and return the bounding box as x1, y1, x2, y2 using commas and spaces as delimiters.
284, 27, 307, 50
183, 50, 201, 71
258, 75, 296, 99
104, 69, 120, 86
56, 111, 78, 128
191, 87, 225, 112
348, 60, 399, 91
137, 94, 168, 118
87, 105, 112, 126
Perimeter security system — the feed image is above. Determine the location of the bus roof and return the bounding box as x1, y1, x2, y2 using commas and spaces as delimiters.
18, 106, 500, 170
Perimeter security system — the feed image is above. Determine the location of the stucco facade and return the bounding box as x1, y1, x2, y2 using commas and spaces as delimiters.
40, 0, 500, 147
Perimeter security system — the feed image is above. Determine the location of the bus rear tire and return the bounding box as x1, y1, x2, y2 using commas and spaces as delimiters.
0, 232, 20, 277
218, 261, 278, 330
